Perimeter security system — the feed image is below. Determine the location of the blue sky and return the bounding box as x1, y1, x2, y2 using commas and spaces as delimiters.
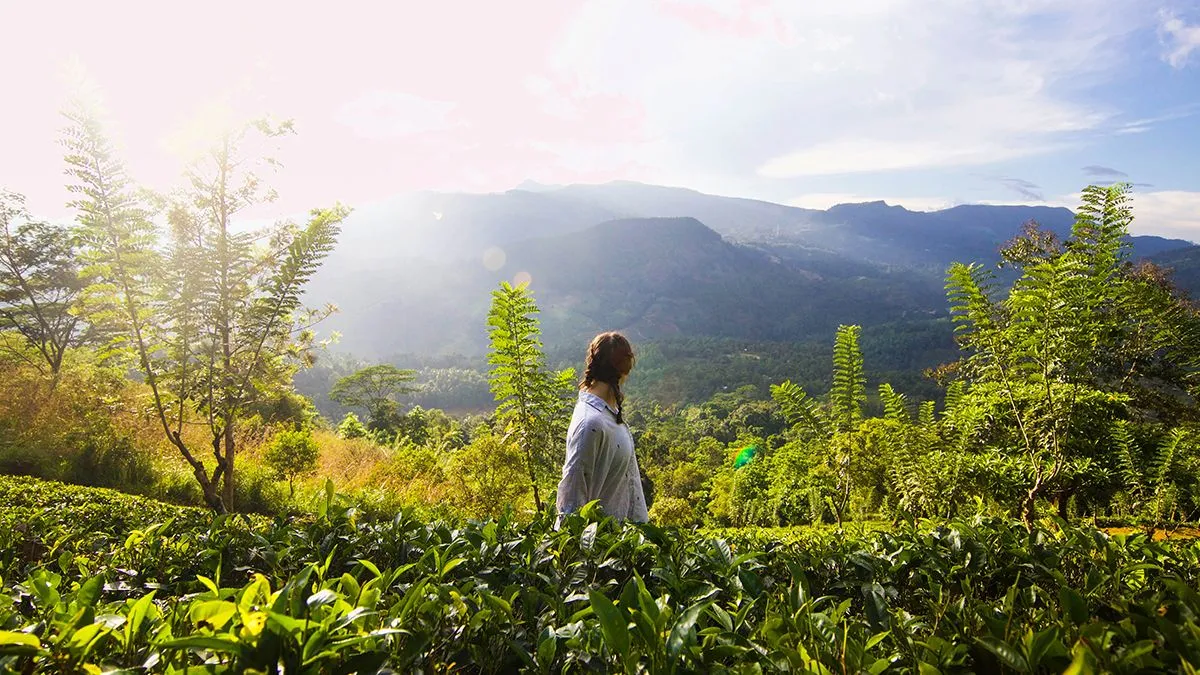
2, 1, 1199, 239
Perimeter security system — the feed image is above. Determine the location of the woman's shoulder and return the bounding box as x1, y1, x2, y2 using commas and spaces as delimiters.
569, 398, 617, 433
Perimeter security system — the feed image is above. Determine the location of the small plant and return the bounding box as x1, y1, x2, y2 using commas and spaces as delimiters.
263, 429, 320, 497
335, 411, 369, 439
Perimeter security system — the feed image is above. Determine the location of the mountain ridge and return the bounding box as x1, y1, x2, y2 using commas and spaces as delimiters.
305, 181, 1196, 359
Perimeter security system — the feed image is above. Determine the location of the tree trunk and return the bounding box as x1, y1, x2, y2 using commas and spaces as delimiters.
196, 466, 225, 512
1022, 489, 1038, 529
222, 419, 235, 512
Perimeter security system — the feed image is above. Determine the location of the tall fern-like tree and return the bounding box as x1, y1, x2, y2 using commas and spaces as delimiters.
66, 102, 346, 512
831, 324, 865, 432
486, 281, 574, 511
945, 183, 1199, 525
771, 324, 878, 526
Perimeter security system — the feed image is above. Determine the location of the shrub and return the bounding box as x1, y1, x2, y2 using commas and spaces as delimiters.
264, 429, 321, 497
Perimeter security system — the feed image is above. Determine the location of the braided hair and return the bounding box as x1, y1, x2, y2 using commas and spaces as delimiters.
580, 332, 635, 424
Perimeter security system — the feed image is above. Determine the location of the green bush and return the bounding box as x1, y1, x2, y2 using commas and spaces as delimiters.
3, 475, 1200, 673
263, 429, 321, 498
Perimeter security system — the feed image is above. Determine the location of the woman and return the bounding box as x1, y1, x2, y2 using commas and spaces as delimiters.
555, 331, 649, 522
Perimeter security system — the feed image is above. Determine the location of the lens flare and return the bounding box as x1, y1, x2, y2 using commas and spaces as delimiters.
482, 246, 506, 271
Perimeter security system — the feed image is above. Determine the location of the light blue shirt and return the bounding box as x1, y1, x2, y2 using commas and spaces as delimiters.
556, 391, 648, 522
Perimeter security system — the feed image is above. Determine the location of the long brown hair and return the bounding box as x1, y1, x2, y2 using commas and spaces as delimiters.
580, 331, 634, 424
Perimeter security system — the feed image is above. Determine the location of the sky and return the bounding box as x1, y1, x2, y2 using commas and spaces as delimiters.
2, 0, 1200, 239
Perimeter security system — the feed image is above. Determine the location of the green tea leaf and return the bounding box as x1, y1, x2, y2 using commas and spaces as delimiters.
589, 590, 629, 660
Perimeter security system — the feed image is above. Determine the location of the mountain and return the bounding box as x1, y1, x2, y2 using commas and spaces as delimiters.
1149, 245, 1200, 295
307, 217, 946, 358
325, 181, 1192, 272
305, 181, 1195, 359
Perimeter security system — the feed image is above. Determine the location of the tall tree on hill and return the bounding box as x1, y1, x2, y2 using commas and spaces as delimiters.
329, 364, 418, 430
486, 281, 575, 511
65, 101, 346, 512
0, 190, 89, 378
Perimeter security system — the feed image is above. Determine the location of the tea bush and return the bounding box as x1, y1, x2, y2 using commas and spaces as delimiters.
2, 475, 1199, 673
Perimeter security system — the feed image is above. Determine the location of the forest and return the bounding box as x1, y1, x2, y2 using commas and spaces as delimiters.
2, 103, 1200, 672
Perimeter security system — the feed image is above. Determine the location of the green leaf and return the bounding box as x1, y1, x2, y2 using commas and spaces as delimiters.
538, 633, 557, 669
588, 590, 630, 660
75, 575, 104, 610
189, 600, 237, 630
440, 557, 467, 577
862, 583, 890, 630
667, 599, 711, 660
356, 559, 382, 579
127, 591, 156, 631
976, 636, 1029, 672
196, 575, 220, 598
1058, 587, 1088, 626
307, 589, 338, 608
0, 630, 41, 656
158, 635, 247, 657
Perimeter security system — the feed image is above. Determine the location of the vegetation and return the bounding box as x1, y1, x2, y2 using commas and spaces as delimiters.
0, 190, 88, 378
486, 281, 575, 511
60, 102, 347, 512
328, 364, 418, 431
264, 429, 320, 497
2, 83, 1199, 669
4, 475, 1200, 673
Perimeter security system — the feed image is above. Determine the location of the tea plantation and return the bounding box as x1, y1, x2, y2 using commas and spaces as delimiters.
2, 475, 1199, 673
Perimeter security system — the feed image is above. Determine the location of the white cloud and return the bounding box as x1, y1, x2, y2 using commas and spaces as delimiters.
761, 139, 1059, 178
788, 192, 956, 211
1160, 10, 1200, 67
995, 189, 1200, 242
551, 0, 1156, 180
1128, 190, 1200, 242
335, 90, 456, 140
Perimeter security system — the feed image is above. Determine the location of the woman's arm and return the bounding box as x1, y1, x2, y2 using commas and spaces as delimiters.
556, 422, 604, 515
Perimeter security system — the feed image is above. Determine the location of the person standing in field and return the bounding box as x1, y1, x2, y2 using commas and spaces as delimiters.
555, 331, 649, 522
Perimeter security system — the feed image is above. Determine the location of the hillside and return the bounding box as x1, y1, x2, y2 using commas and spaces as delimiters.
324, 181, 1193, 272
307, 216, 948, 358
306, 181, 1193, 362
1149, 245, 1200, 295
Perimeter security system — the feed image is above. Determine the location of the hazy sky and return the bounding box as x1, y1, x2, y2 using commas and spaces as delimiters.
3, 0, 1200, 238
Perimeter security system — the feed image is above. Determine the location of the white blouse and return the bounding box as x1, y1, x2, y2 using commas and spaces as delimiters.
555, 391, 649, 522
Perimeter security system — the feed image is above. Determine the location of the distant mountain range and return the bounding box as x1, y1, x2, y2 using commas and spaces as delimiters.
305, 181, 1197, 359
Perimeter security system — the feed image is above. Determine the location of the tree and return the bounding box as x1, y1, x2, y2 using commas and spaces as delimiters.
486, 281, 574, 511
264, 429, 320, 497
66, 101, 347, 512
831, 324, 865, 432
770, 324, 881, 526
946, 183, 1200, 525
0, 190, 89, 377
336, 412, 369, 439
329, 364, 418, 430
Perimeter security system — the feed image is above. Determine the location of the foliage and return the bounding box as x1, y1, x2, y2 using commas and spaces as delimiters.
64, 103, 347, 512
443, 429, 531, 518
770, 325, 893, 526
0, 357, 159, 493
263, 429, 320, 497
335, 412, 369, 439
946, 183, 1200, 524
486, 281, 575, 511
5, 475, 1200, 673
0, 190, 89, 377
328, 364, 417, 430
